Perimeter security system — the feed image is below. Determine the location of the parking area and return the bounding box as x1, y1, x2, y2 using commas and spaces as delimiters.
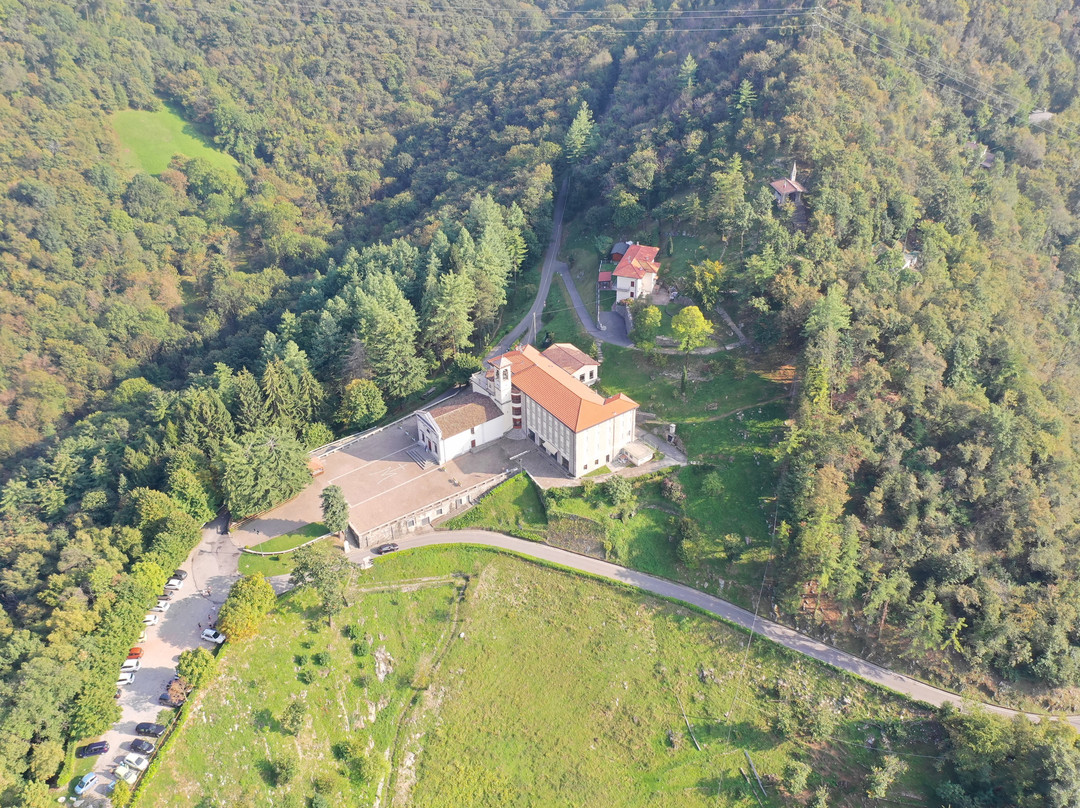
231, 422, 528, 548
80, 521, 238, 799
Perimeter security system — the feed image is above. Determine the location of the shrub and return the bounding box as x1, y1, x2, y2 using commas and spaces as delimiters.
297, 667, 315, 684
603, 475, 633, 505
272, 750, 299, 785
344, 624, 363, 640
312, 795, 332, 808
313, 651, 330, 666
280, 698, 306, 735
660, 475, 686, 504
701, 470, 724, 497
111, 780, 133, 807
785, 760, 812, 794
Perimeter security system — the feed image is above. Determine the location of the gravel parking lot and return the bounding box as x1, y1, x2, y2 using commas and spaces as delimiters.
82, 519, 239, 798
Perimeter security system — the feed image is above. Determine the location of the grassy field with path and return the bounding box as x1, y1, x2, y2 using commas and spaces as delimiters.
140, 547, 943, 807
111, 105, 240, 176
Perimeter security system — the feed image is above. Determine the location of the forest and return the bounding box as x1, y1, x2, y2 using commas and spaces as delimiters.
1, 0, 1080, 804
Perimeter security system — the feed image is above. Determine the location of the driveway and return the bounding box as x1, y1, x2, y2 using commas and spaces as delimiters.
351, 529, 1080, 729
84, 518, 238, 798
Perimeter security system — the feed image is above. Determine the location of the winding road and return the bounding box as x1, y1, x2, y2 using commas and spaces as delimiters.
352, 529, 1080, 729
493, 175, 631, 356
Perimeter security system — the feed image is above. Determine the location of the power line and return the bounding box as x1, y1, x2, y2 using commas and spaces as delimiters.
813, 8, 1078, 143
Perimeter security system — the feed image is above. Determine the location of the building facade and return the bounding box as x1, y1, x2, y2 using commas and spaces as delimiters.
415, 343, 639, 477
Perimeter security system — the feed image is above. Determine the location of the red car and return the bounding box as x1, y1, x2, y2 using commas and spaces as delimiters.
127, 647, 143, 660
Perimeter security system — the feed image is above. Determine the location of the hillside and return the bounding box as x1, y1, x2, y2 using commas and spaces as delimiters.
1, 0, 1080, 805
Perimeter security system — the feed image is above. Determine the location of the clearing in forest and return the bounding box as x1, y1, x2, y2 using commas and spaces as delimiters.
111, 104, 240, 175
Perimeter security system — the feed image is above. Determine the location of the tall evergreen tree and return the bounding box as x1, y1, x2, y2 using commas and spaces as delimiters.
320, 484, 350, 536
219, 429, 310, 519
563, 101, 595, 165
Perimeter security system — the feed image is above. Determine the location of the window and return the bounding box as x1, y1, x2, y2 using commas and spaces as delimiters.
589, 370, 595, 380
436, 507, 444, 516
513, 418, 522, 429
583, 463, 587, 470
579, 374, 585, 381
470, 426, 475, 434
471, 439, 476, 448
606, 454, 610, 462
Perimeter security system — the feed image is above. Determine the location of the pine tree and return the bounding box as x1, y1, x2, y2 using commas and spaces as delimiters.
424, 271, 475, 363
678, 53, 698, 90
336, 379, 386, 430
320, 484, 350, 535
219, 429, 310, 518
563, 101, 595, 164
233, 369, 269, 433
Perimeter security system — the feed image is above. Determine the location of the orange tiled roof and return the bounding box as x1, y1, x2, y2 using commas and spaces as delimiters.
541, 343, 596, 374
612, 244, 660, 279
490, 345, 637, 432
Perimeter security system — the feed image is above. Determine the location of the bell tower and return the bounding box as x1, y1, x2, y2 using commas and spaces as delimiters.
489, 356, 513, 406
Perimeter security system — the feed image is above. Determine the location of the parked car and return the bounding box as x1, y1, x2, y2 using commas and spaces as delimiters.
116, 671, 135, 686
112, 764, 139, 785
164, 576, 185, 591
127, 647, 143, 660
171, 569, 188, 581
129, 739, 155, 756
75, 741, 109, 758
373, 542, 399, 555
123, 752, 150, 771
74, 772, 99, 795
159, 692, 184, 707
137, 630, 147, 642
136, 722, 167, 737
157, 589, 175, 601
142, 614, 159, 626
151, 600, 171, 613
201, 628, 226, 645
120, 659, 140, 673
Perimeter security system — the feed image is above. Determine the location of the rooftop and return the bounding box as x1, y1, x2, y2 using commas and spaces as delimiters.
612, 244, 660, 280
770, 177, 806, 195
541, 343, 596, 374
422, 391, 504, 438
490, 345, 637, 432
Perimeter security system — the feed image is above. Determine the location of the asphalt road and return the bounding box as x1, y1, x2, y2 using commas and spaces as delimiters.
357, 529, 1080, 729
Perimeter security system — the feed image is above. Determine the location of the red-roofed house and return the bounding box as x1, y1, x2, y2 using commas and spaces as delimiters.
770, 162, 806, 205
611, 243, 660, 303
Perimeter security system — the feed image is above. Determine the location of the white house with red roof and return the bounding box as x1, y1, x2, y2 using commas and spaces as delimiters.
770, 162, 806, 205
611, 243, 660, 303
415, 344, 638, 476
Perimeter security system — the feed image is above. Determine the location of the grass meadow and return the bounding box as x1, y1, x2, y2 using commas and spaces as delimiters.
138, 547, 941, 808
237, 523, 329, 577
598, 345, 787, 425
442, 473, 547, 540
111, 105, 240, 176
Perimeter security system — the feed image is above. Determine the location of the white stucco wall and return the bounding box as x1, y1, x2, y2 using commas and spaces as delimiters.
416, 410, 510, 465
572, 409, 636, 476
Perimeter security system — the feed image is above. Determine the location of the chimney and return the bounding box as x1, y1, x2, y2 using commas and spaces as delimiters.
790, 162, 797, 183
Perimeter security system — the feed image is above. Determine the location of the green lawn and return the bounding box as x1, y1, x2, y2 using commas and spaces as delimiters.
111, 104, 240, 176
237, 523, 328, 577
137, 565, 471, 807
599, 345, 787, 424
442, 473, 547, 540
540, 274, 593, 353
142, 546, 942, 808
677, 400, 789, 607
405, 550, 941, 807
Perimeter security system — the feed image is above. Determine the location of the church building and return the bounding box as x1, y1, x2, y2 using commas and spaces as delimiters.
414, 344, 639, 477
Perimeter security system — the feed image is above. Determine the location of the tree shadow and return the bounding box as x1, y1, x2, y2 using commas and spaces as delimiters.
705, 718, 779, 753
252, 707, 280, 734
255, 758, 277, 787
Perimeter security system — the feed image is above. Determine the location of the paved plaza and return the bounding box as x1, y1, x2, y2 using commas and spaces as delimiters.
231, 420, 538, 548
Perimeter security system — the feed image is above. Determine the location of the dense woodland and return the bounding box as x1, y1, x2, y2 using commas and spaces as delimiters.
1, 0, 1080, 803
